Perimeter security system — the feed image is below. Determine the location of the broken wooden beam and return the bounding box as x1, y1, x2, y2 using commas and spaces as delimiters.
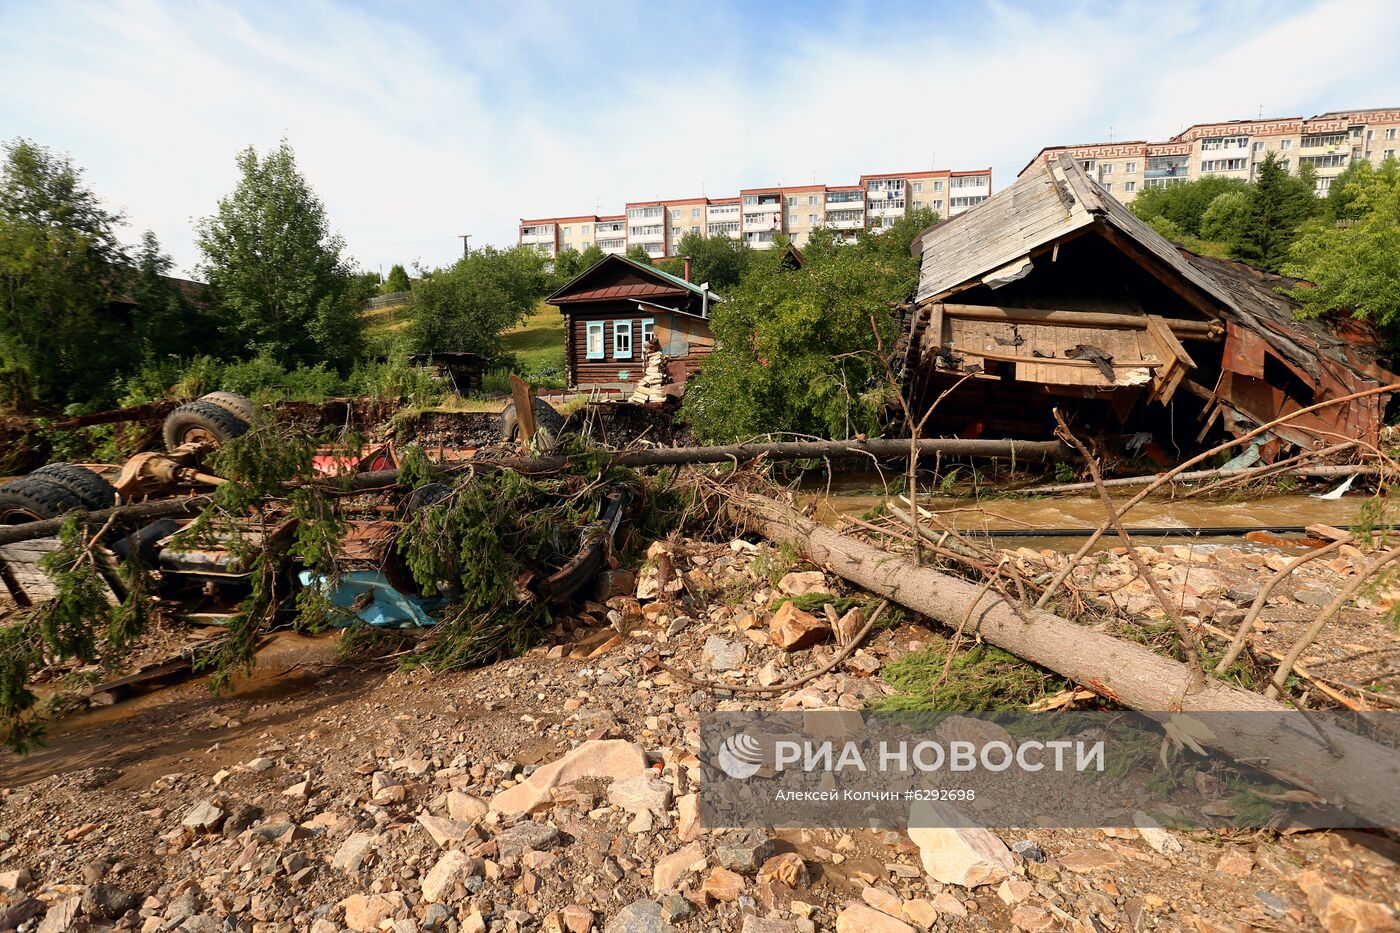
935, 303, 1223, 339
729, 491, 1400, 826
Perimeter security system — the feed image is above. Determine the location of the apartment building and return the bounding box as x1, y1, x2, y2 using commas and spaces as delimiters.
1022, 107, 1400, 202
518, 165, 993, 258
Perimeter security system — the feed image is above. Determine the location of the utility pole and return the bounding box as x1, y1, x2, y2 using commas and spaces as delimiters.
459, 234, 472, 257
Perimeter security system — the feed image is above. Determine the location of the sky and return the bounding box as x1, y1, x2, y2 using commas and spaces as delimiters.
3, 0, 1399, 277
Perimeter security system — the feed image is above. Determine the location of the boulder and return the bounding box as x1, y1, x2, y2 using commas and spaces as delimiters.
835, 901, 915, 933
778, 571, 830, 597
769, 602, 829, 651
700, 866, 745, 901
608, 776, 673, 816
332, 832, 377, 873
652, 843, 706, 895
491, 740, 648, 815
702, 636, 745, 672
416, 814, 472, 847
180, 800, 224, 832
81, 883, 141, 921
494, 820, 561, 859
447, 791, 489, 823
907, 803, 1016, 889
605, 899, 672, 933
422, 850, 484, 903
1296, 869, 1400, 933
342, 892, 410, 932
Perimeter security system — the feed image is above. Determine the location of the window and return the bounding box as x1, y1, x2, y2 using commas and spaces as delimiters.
1386, 149, 1396, 159
1201, 136, 1248, 150
690, 225, 700, 235
586, 322, 605, 360
1125, 162, 1137, 174
640, 319, 655, 347
808, 213, 818, 224
1388, 128, 1398, 140
1299, 154, 1347, 168
670, 209, 681, 220
1253, 141, 1265, 152
1201, 158, 1246, 172
1281, 139, 1293, 150
933, 199, 943, 211
1103, 182, 1112, 192
912, 182, 923, 193
933, 180, 943, 191
952, 175, 985, 188
785, 196, 797, 207
613, 320, 633, 358
581, 225, 590, 236
691, 207, 700, 218
1100, 163, 1112, 175
1301, 132, 1346, 148
808, 195, 818, 205
562, 226, 572, 236
1124, 181, 1136, 193
787, 212, 798, 225
1367, 129, 1375, 140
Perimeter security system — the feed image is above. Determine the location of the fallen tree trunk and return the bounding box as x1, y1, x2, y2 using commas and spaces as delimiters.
1026, 462, 1376, 496
729, 492, 1400, 826
0, 497, 209, 548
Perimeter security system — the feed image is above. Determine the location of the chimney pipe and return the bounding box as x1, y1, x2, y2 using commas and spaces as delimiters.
683, 256, 692, 282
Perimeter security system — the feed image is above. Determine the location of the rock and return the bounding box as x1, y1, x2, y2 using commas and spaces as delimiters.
341, 892, 410, 932
243, 756, 275, 772
757, 852, 808, 888
561, 905, 595, 933
494, 819, 561, 858
422, 850, 484, 902
599, 569, 637, 600
1132, 810, 1182, 854
769, 601, 829, 651
660, 894, 692, 923
902, 899, 939, 930
608, 775, 673, 815
180, 800, 224, 832
222, 802, 262, 835
1011, 840, 1044, 862
861, 886, 904, 917
1296, 869, 1400, 932
741, 919, 801, 933
0, 900, 45, 931
331, 831, 377, 874
653, 843, 706, 895
998, 878, 1034, 905
416, 814, 472, 847
701, 866, 745, 901
675, 793, 702, 841
778, 571, 829, 597
834, 607, 865, 645
907, 804, 1016, 888
714, 835, 775, 874
606, 899, 672, 933
447, 791, 489, 823
1216, 848, 1254, 877
932, 893, 967, 918
36, 896, 80, 933
461, 909, 487, 933
702, 636, 745, 671
934, 715, 1015, 748
1010, 905, 1061, 932
0, 868, 32, 892
1056, 849, 1123, 873
835, 901, 915, 933
81, 883, 141, 920
1254, 891, 1290, 918
490, 739, 649, 815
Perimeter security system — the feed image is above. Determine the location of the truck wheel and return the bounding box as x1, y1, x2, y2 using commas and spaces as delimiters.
500, 398, 566, 444
199, 391, 257, 425
31, 463, 117, 511
0, 477, 84, 524
164, 400, 250, 450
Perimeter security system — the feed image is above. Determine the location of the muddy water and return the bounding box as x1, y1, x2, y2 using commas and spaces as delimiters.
807, 483, 1366, 552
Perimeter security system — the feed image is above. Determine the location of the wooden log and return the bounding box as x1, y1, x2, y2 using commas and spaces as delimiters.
729, 491, 1400, 826
1026, 462, 1377, 496
0, 497, 209, 548
937, 303, 1222, 339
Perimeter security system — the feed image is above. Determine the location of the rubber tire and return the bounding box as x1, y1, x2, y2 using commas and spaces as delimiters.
500, 398, 566, 443
31, 463, 117, 511
199, 391, 257, 425
164, 399, 251, 450
0, 477, 84, 524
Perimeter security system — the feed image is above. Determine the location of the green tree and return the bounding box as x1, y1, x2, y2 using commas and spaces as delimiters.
1285, 157, 1400, 337
551, 244, 605, 286
406, 246, 552, 357
624, 244, 653, 266
383, 264, 410, 294
1235, 153, 1319, 271
1198, 190, 1251, 244
0, 139, 132, 407
655, 232, 752, 293
195, 141, 363, 370
1129, 175, 1250, 238
682, 212, 933, 442
126, 230, 227, 363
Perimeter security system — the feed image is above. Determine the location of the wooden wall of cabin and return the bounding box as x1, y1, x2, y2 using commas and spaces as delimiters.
562, 303, 713, 391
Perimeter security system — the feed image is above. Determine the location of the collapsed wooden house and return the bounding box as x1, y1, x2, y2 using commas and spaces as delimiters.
901, 154, 1394, 459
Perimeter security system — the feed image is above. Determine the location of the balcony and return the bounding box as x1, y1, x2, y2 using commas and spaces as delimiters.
743, 199, 782, 213
742, 214, 781, 231
825, 192, 865, 206
867, 199, 906, 215
824, 212, 864, 229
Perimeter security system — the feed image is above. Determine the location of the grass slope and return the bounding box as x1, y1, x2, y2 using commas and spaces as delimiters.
501, 301, 565, 375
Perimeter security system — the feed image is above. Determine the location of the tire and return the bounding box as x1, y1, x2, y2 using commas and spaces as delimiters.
0, 477, 84, 525
164, 400, 250, 450
31, 463, 117, 511
199, 391, 257, 425
500, 398, 566, 444
405, 482, 453, 510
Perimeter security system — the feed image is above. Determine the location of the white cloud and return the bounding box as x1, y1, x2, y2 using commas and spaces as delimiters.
2, 0, 1397, 275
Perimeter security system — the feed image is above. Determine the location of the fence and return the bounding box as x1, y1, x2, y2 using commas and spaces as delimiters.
364, 291, 410, 310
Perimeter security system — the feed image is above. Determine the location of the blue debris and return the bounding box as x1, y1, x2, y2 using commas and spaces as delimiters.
297, 570, 442, 629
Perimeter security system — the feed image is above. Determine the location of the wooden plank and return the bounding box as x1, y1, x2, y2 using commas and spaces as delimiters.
940, 303, 1218, 338
1145, 315, 1197, 405
508, 375, 537, 443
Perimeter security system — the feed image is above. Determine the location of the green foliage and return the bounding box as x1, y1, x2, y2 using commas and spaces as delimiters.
1285, 157, 1400, 336
1234, 153, 1320, 272
551, 244, 604, 282
396, 443, 436, 489
405, 245, 553, 358
1, 514, 153, 751
195, 141, 364, 371
868, 641, 1065, 712
624, 244, 653, 265
683, 212, 934, 442
1129, 175, 1251, 239
383, 264, 411, 294
655, 231, 753, 293
0, 139, 133, 407
1198, 191, 1251, 244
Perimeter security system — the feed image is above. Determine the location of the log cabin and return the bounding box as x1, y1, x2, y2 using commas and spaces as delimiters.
547, 254, 721, 397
